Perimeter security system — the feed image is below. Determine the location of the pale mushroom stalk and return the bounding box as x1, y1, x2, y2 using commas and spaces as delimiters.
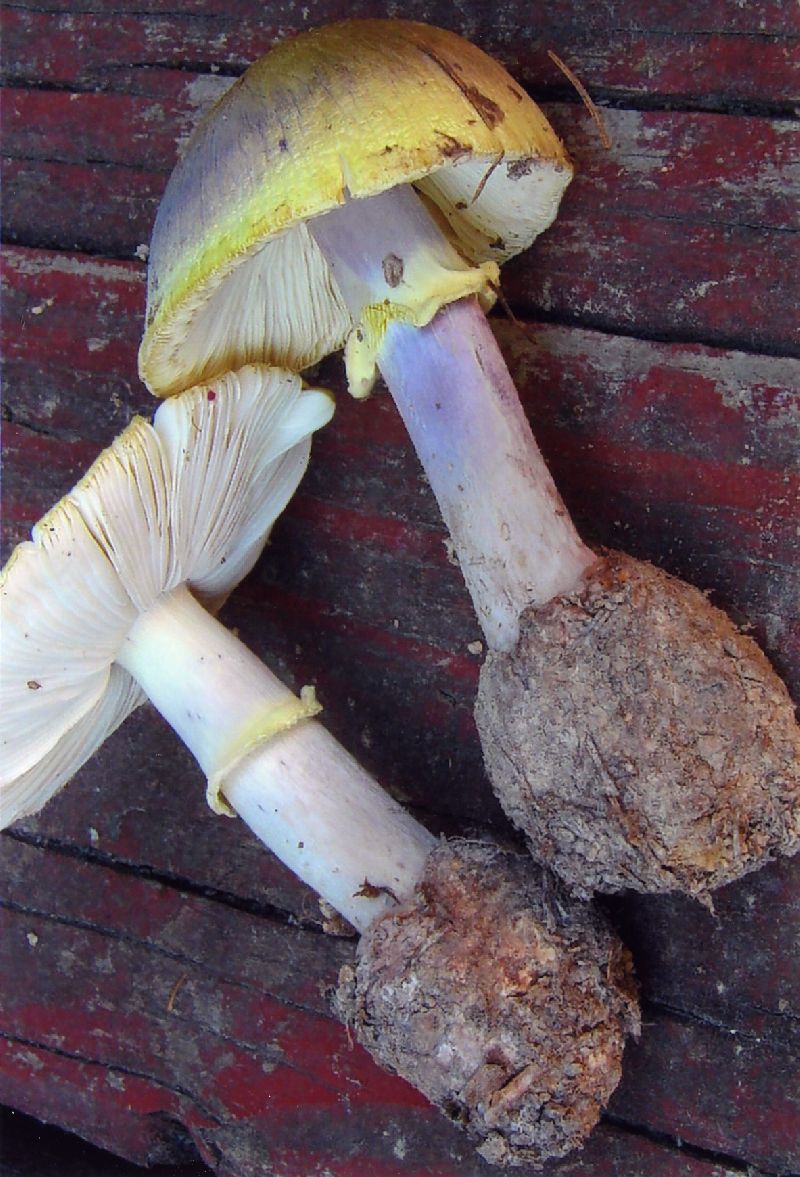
117, 582, 433, 930
308, 183, 595, 650
0, 365, 429, 931
2, 369, 639, 1166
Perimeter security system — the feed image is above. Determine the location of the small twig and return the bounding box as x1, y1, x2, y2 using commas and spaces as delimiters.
471, 153, 504, 204
489, 281, 537, 343
167, 972, 188, 1012
547, 50, 612, 150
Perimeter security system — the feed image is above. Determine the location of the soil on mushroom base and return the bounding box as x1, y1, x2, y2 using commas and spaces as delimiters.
337, 841, 639, 1167
476, 551, 800, 900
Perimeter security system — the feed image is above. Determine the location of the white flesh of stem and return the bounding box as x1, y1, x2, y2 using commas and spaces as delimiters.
117, 584, 436, 931
308, 185, 596, 651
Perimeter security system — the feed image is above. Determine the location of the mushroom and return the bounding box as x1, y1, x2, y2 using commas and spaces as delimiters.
1, 370, 639, 1167
136, 18, 800, 901
1, 365, 333, 827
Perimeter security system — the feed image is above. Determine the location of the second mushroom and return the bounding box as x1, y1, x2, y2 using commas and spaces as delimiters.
138, 19, 800, 900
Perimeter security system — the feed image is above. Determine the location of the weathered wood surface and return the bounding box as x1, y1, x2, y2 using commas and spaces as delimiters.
3, 1, 799, 105
4, 90, 799, 353
1, 2, 799, 1174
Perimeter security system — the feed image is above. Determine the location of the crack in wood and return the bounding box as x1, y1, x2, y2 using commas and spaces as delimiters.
642, 996, 798, 1052
0, 229, 140, 264
156, 1004, 348, 1105
3, 827, 329, 937
603, 1110, 777, 1176
7, 153, 172, 181
0, 1028, 223, 1125
1, 401, 82, 443
604, 202, 799, 237
512, 304, 800, 362
0, 890, 335, 1025
543, 85, 800, 122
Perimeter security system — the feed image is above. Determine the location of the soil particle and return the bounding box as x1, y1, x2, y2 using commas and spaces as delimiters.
506, 158, 538, 180
381, 254, 404, 288
476, 550, 800, 899
336, 841, 639, 1167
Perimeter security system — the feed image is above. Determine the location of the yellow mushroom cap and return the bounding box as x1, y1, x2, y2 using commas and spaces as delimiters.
139, 19, 572, 398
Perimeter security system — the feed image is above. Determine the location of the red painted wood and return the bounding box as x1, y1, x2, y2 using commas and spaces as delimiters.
7, 0, 798, 30
3, 837, 798, 1176
5, 88, 798, 235
1, 158, 162, 256
2, 5, 799, 1171
0, 86, 207, 169
4, 93, 797, 350
4, 159, 797, 351
3, 4, 798, 103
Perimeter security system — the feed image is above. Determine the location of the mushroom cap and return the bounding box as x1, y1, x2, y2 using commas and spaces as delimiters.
0, 366, 333, 826
139, 19, 572, 397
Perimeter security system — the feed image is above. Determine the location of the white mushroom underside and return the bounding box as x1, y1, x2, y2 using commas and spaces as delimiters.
0, 366, 333, 826
144, 155, 569, 396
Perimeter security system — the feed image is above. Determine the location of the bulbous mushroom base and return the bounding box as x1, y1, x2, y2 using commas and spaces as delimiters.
476, 550, 800, 900
336, 841, 639, 1167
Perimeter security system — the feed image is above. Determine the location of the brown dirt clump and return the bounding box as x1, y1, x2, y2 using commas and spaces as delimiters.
336, 840, 639, 1167
475, 550, 800, 899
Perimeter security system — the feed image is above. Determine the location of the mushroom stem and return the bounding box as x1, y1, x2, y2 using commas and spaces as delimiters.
117, 583, 435, 931
381, 300, 595, 649
308, 184, 595, 650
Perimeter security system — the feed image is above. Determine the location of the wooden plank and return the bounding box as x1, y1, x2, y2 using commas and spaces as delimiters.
560, 108, 800, 235
4, 88, 798, 236
1, 158, 162, 257
1, 837, 795, 1175
4, 92, 797, 349
610, 1008, 800, 1175
611, 857, 800, 1042
2, 3, 798, 104
2, 184, 796, 354
0, 86, 210, 169
5, 89, 799, 236
2, 3, 799, 1156
516, 210, 799, 355
7, 0, 798, 31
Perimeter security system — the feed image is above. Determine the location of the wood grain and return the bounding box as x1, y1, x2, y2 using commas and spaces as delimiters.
1, 2, 798, 1173
3, 3, 798, 105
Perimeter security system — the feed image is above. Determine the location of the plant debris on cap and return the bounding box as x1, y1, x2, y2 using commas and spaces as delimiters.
476, 550, 800, 899
0, 366, 333, 826
337, 840, 640, 1166
139, 18, 572, 397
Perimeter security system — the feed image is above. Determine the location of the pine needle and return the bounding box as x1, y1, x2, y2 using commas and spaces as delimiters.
490, 281, 537, 343
547, 50, 612, 150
